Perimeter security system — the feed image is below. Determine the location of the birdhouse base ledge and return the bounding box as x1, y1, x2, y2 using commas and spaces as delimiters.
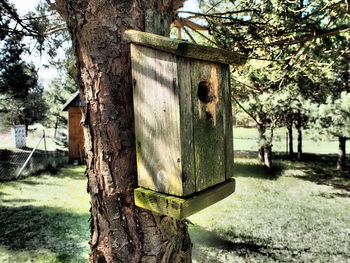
134, 178, 235, 220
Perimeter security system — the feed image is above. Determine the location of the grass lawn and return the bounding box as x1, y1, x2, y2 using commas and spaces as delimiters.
0, 124, 65, 152
0, 166, 90, 263
0, 160, 349, 262
233, 137, 344, 154
233, 127, 350, 154
190, 158, 350, 262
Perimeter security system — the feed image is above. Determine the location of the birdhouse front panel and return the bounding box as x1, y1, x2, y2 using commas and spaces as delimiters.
190, 60, 232, 192
131, 41, 233, 197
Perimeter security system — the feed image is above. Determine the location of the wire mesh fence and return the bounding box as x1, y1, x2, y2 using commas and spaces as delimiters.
0, 125, 68, 181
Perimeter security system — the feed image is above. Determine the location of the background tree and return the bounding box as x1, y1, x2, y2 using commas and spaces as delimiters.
234, 88, 310, 168
44, 44, 79, 136
0, 41, 47, 131
43, 74, 76, 135
189, 0, 349, 167
0, 0, 67, 132
314, 92, 350, 171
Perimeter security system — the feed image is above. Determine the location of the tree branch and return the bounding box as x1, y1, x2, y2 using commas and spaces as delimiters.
44, 26, 67, 35
260, 26, 350, 47
189, 26, 219, 46
178, 9, 256, 18
0, 0, 40, 37
177, 17, 208, 30
0, 26, 40, 37
182, 26, 197, 43
232, 95, 260, 124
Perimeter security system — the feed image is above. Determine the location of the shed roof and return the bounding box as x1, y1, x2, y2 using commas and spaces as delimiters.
124, 30, 246, 66
62, 91, 81, 111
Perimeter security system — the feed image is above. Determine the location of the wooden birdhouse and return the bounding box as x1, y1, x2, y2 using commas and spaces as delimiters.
125, 30, 245, 220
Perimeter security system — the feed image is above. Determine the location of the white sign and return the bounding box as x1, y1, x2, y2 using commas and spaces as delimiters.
11, 125, 26, 148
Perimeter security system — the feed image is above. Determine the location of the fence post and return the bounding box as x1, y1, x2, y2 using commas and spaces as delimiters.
16, 135, 44, 178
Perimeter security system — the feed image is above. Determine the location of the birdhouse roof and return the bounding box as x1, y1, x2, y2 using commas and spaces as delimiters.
124, 30, 246, 66
62, 91, 81, 111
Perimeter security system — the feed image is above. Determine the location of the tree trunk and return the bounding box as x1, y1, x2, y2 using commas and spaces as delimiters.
297, 126, 302, 160
54, 119, 58, 139
257, 124, 265, 162
337, 136, 346, 171
287, 125, 293, 158
258, 146, 265, 163
264, 144, 272, 170
57, 1, 191, 262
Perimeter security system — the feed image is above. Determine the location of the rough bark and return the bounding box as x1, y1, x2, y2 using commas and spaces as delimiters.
337, 136, 346, 171
56, 1, 191, 262
287, 125, 294, 158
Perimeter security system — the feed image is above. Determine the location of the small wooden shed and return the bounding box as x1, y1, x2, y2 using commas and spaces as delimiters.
62, 91, 85, 163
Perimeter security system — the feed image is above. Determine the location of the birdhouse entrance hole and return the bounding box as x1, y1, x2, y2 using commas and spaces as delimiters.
197, 81, 216, 104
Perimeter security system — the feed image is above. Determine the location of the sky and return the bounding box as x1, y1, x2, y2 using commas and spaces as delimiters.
182, 0, 200, 14
11, 0, 199, 88
12, 0, 38, 15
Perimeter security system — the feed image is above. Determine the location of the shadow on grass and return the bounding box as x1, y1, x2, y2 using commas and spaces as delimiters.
296, 170, 350, 194
285, 153, 350, 194
54, 165, 86, 180
5, 165, 86, 185
0, 192, 8, 197
2, 179, 55, 190
190, 225, 311, 262
234, 162, 282, 180
0, 205, 89, 261
234, 151, 350, 193
190, 225, 270, 253
316, 191, 350, 199
16, 180, 45, 186
0, 198, 36, 203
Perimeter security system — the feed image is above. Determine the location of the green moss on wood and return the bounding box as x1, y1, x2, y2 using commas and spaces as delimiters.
134, 178, 235, 220
125, 30, 246, 66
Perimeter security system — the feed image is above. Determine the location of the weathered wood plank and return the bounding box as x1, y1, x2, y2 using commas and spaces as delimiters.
125, 30, 246, 66
68, 107, 84, 162
190, 60, 226, 191
134, 178, 235, 220
131, 44, 184, 196
222, 65, 234, 179
177, 57, 196, 196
